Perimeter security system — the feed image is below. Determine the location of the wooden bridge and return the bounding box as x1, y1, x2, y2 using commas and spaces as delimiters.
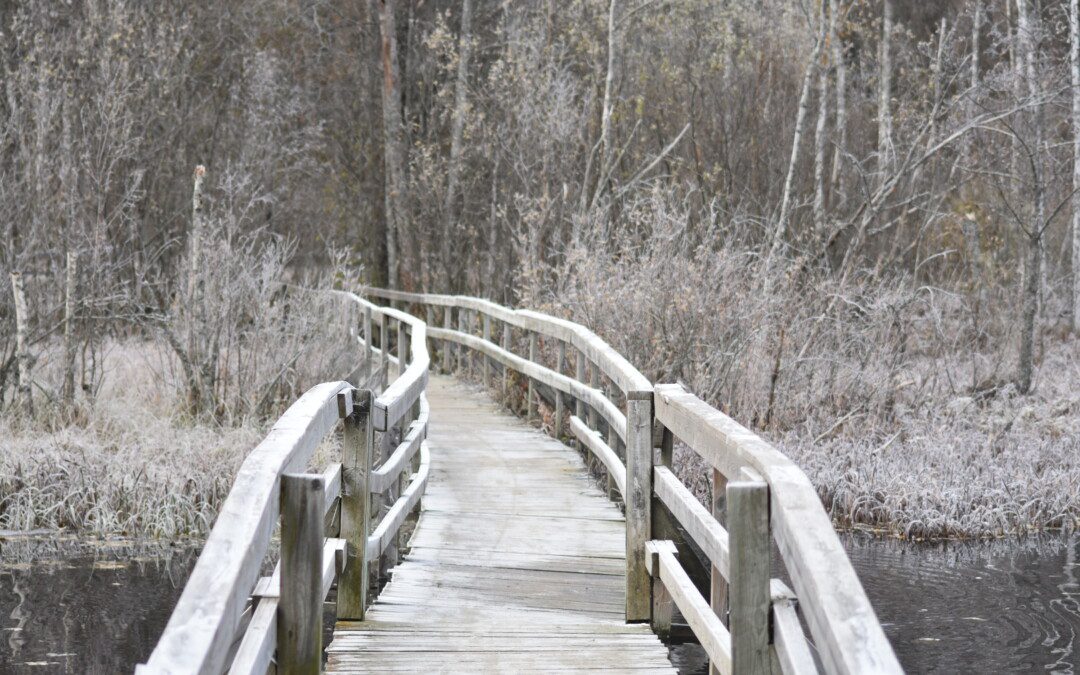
139, 289, 902, 674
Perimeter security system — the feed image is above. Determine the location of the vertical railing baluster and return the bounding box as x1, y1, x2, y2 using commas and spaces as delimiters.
625, 391, 653, 622
279, 473, 324, 675
575, 349, 586, 420
338, 389, 373, 620
379, 313, 389, 389
527, 332, 538, 423
397, 319, 408, 380
362, 307, 373, 383
456, 309, 467, 374
501, 322, 511, 399
555, 342, 566, 438
442, 307, 452, 374
483, 314, 492, 388
728, 480, 770, 675
651, 426, 675, 639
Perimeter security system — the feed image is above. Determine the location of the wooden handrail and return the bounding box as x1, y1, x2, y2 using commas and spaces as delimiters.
365, 288, 900, 674
654, 383, 902, 674
141, 292, 431, 674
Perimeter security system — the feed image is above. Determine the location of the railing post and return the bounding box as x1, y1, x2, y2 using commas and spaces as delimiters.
711, 468, 730, 650
501, 323, 511, 399
279, 473, 324, 675
379, 313, 389, 389
482, 314, 492, 388
728, 480, 770, 675
575, 350, 586, 420
362, 307, 373, 383
588, 365, 599, 430
605, 399, 618, 501
625, 391, 653, 622
338, 389, 373, 620
425, 305, 434, 367
554, 342, 566, 438
397, 319, 408, 380
650, 426, 675, 639
527, 332, 538, 423
456, 310, 467, 374
442, 307, 452, 373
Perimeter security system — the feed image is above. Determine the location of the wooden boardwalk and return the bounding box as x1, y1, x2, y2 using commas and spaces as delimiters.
326, 375, 675, 673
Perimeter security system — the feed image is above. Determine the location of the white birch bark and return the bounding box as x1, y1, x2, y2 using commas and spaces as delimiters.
878, 0, 894, 165
830, 0, 848, 198
963, 1, 983, 280
597, 0, 620, 204
813, 0, 830, 238
769, 17, 825, 262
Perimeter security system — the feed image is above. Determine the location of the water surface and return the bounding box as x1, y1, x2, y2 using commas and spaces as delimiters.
1, 547, 197, 674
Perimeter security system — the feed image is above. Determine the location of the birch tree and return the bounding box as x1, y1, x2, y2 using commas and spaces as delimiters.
769, 7, 826, 262
878, 0, 894, 165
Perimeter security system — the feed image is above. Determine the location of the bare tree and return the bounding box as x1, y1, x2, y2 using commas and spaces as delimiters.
441, 0, 473, 292
374, 0, 408, 288
878, 0, 895, 164
1072, 0, 1080, 331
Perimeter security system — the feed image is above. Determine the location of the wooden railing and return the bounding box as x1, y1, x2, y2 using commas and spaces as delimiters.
359, 287, 901, 675
139, 294, 429, 674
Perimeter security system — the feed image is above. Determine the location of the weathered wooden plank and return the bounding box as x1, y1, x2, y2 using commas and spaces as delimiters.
338, 389, 374, 620
426, 325, 627, 441
140, 381, 351, 675
327, 376, 673, 674
279, 474, 325, 675
569, 415, 626, 496
625, 395, 653, 623
771, 582, 819, 675
366, 442, 431, 560
653, 466, 729, 577
355, 288, 652, 397
370, 395, 429, 494
653, 384, 900, 674
646, 541, 731, 674
227, 598, 276, 675
728, 481, 770, 675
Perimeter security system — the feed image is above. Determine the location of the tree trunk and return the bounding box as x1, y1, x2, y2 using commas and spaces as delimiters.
1016, 0, 1046, 316
813, 0, 830, 239
1018, 229, 1041, 394
62, 251, 78, 405
878, 0, 894, 165
963, 1, 983, 281
441, 0, 473, 293
1071, 0, 1080, 331
10, 271, 31, 417
769, 18, 825, 262
375, 0, 407, 289
597, 0, 620, 204
830, 0, 847, 199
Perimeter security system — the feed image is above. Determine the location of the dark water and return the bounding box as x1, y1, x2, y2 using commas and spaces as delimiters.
2, 534, 1079, 674
0, 548, 198, 674
671, 533, 1080, 674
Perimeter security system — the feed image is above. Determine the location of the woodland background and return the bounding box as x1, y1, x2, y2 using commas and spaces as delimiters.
1, 0, 1079, 539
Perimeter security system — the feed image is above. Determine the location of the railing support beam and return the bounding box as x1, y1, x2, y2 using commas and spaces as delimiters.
625, 391, 653, 622
278, 473, 325, 675
728, 480, 770, 675
338, 389, 373, 620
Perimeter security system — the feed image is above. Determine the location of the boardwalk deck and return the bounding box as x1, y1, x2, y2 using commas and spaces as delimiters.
326, 375, 675, 673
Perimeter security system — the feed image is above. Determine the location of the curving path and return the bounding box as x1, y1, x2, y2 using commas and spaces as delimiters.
326, 375, 675, 673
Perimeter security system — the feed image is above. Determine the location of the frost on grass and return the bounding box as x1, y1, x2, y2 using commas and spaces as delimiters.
0, 338, 347, 540
528, 200, 1080, 540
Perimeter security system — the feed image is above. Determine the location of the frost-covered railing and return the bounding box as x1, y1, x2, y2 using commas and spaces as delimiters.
358, 287, 901, 675
139, 293, 430, 674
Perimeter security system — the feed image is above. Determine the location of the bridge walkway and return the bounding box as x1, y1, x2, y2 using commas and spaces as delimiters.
326, 375, 675, 673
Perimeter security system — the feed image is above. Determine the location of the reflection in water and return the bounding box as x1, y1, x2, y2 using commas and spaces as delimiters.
670, 534, 1080, 674
2, 534, 1080, 673
0, 550, 198, 674
847, 533, 1080, 674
